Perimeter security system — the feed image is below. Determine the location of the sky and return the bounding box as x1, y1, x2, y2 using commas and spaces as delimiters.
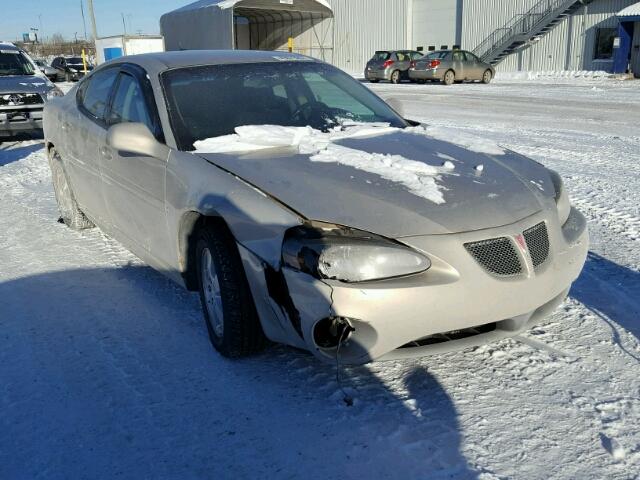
1, 0, 190, 42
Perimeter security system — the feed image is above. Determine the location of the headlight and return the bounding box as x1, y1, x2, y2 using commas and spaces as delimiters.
45, 87, 64, 101
69, 68, 78, 73
549, 170, 571, 226
282, 223, 431, 283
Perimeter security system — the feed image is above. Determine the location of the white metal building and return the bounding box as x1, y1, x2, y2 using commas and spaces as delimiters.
162, 0, 640, 74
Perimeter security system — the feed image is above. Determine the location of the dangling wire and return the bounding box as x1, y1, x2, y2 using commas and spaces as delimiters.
335, 323, 355, 407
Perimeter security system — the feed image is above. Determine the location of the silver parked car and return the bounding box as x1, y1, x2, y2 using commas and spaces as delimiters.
44, 51, 588, 365
0, 43, 64, 138
34, 59, 58, 82
365, 50, 423, 84
409, 50, 495, 85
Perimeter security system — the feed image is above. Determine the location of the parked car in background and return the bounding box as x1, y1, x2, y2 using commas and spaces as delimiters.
34, 59, 58, 81
365, 50, 423, 84
0, 42, 63, 139
409, 50, 495, 85
44, 50, 588, 365
51, 56, 94, 82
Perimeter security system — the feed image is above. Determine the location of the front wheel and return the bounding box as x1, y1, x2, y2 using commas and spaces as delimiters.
390, 70, 401, 84
196, 224, 266, 358
48, 148, 94, 230
482, 69, 493, 84
442, 70, 455, 86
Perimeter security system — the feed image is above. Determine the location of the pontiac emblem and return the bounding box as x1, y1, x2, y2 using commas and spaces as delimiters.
514, 234, 527, 251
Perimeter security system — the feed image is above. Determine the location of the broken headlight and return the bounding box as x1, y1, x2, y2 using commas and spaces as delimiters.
548, 170, 571, 226
282, 223, 431, 283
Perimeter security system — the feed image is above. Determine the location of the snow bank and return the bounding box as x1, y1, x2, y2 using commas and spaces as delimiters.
496, 70, 614, 82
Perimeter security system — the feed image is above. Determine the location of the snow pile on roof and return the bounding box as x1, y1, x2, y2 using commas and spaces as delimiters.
618, 2, 640, 17
194, 124, 452, 204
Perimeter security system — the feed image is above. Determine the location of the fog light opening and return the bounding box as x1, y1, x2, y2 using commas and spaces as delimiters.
313, 317, 354, 350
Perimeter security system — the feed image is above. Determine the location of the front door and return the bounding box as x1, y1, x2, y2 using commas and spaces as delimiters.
100, 67, 171, 266
464, 51, 485, 80
65, 66, 120, 225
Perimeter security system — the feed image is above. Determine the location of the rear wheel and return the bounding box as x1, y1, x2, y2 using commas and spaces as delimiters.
48, 148, 94, 230
390, 70, 401, 84
196, 223, 266, 358
443, 69, 455, 86
482, 69, 493, 84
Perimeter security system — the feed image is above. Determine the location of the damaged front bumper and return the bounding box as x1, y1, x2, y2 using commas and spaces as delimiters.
239, 206, 588, 365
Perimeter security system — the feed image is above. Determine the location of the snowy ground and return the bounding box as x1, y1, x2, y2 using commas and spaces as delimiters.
1, 78, 639, 479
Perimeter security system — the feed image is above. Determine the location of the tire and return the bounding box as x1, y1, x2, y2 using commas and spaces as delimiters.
482, 69, 493, 84
48, 148, 94, 230
390, 70, 401, 84
196, 223, 267, 358
442, 69, 455, 86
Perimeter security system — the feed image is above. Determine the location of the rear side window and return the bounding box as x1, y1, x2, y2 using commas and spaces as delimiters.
108, 73, 153, 131
80, 68, 119, 120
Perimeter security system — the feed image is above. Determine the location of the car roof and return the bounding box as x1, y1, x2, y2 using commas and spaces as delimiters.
0, 42, 19, 51
104, 50, 318, 74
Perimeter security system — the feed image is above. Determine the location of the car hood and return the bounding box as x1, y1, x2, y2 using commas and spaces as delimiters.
0, 75, 51, 94
197, 130, 556, 237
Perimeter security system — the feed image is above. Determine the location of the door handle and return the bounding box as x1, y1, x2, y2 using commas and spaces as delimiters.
99, 146, 112, 161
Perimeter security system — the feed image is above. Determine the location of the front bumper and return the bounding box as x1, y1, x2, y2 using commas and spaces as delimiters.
409, 68, 443, 81
0, 109, 44, 136
241, 206, 588, 365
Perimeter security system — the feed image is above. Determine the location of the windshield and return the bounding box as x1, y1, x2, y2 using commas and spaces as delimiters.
67, 57, 84, 65
0, 51, 36, 76
371, 51, 390, 61
162, 61, 407, 151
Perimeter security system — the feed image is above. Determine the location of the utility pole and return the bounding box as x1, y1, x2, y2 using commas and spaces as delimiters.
87, 0, 98, 41
80, 0, 88, 40
121, 13, 127, 35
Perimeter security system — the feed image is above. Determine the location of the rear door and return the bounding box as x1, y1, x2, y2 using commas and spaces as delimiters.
100, 64, 171, 264
64, 66, 120, 225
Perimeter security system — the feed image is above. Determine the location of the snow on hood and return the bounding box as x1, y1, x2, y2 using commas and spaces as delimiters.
194, 124, 461, 204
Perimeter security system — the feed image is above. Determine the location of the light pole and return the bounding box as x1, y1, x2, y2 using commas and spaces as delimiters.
87, 0, 98, 41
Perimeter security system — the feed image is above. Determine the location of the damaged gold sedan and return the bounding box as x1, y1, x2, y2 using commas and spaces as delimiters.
43, 50, 588, 364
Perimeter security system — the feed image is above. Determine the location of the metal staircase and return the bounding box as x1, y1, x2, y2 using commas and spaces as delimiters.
471, 0, 594, 65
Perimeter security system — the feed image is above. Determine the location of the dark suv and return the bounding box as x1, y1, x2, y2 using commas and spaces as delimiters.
51, 56, 94, 82
0, 43, 63, 138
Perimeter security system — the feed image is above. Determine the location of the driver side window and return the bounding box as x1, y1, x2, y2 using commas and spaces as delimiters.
107, 72, 154, 134
301, 72, 373, 117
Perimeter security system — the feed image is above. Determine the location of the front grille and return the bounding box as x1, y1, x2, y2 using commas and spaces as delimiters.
465, 237, 523, 276
0, 93, 44, 107
523, 222, 550, 269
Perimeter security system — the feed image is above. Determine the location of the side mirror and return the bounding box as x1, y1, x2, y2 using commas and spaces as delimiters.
106, 122, 170, 160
